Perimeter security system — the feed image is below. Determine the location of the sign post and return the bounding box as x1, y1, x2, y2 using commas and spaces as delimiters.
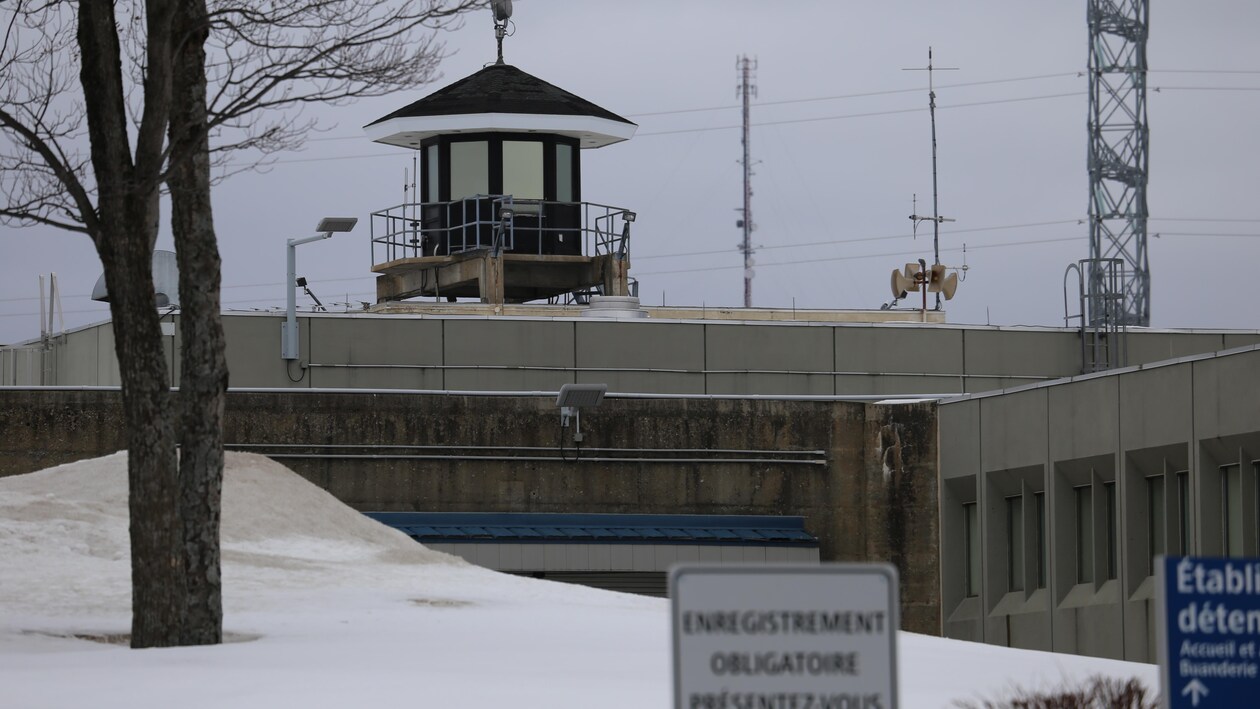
670, 563, 898, 709
1157, 556, 1260, 709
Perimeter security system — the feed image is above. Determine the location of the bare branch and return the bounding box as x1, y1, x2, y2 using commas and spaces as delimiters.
0, 0, 102, 234
197, 0, 485, 170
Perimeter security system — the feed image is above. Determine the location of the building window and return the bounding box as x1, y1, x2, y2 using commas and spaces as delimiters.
1176, 470, 1190, 555
1075, 485, 1093, 584
449, 140, 489, 199
555, 143, 574, 202
1223, 464, 1244, 557
964, 502, 980, 598
1006, 496, 1024, 592
1104, 481, 1118, 580
1034, 491, 1047, 589
502, 140, 544, 200
425, 145, 439, 202
1147, 475, 1165, 575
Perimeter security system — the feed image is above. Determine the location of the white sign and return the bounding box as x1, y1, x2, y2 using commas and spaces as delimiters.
671, 563, 899, 709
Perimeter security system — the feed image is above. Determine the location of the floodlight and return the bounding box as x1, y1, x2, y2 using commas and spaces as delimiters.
500, 208, 514, 221
557, 383, 607, 450
557, 383, 606, 409
316, 217, 358, 233
282, 216, 358, 360
623, 211, 637, 223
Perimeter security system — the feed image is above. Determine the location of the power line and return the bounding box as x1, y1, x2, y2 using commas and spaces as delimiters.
233, 91, 1086, 168
1152, 69, 1260, 75
0, 274, 375, 305
634, 231, 1260, 278
637, 92, 1084, 138
625, 72, 1081, 118
1150, 217, 1260, 222
296, 69, 1255, 139
296, 72, 1086, 143
633, 219, 1081, 262
636, 235, 1086, 277
1154, 86, 1260, 92
243, 80, 1260, 166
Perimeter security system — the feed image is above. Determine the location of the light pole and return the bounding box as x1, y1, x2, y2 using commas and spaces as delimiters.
281, 217, 357, 360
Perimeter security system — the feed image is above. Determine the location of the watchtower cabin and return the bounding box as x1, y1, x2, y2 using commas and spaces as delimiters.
364, 63, 638, 305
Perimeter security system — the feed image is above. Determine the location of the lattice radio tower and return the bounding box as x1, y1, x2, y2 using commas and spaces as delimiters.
1087, 0, 1150, 326
736, 55, 757, 308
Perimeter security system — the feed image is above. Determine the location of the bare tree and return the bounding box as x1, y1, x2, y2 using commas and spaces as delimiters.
2, 0, 187, 646
1, 0, 484, 648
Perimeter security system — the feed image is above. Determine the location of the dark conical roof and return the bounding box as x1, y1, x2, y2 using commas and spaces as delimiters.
367, 64, 634, 127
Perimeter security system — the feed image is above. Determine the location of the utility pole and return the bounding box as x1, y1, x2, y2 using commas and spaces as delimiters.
904, 48, 957, 310
736, 55, 757, 308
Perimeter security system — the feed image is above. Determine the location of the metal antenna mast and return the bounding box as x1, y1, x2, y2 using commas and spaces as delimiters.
736, 55, 757, 308
1087, 0, 1150, 326
904, 48, 957, 310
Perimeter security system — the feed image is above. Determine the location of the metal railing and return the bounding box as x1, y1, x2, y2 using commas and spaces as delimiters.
371, 196, 634, 266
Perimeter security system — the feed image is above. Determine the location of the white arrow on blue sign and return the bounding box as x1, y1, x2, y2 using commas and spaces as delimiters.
1157, 556, 1260, 709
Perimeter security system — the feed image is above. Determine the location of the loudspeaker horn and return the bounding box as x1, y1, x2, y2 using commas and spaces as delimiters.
927, 264, 947, 293
941, 272, 959, 300
890, 268, 917, 299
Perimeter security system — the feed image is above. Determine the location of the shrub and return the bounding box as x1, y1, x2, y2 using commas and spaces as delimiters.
955, 675, 1158, 709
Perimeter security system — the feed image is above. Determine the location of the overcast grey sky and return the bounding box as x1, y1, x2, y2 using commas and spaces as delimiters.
4, 1, 1260, 344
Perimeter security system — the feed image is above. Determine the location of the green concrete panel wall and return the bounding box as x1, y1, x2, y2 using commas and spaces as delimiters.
835, 326, 965, 396
308, 317, 444, 389
963, 330, 1080, 383
443, 319, 575, 391
705, 324, 835, 395
223, 314, 301, 388
574, 320, 705, 394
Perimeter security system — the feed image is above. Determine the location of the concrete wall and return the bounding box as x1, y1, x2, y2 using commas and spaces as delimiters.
938, 345, 1260, 662
14, 311, 1260, 395
0, 389, 941, 634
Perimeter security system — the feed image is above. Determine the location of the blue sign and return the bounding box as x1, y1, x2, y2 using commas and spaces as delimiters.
1158, 556, 1260, 709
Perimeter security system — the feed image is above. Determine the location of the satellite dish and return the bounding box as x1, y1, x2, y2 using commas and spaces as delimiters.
91, 250, 180, 308
492, 0, 512, 21
941, 272, 960, 300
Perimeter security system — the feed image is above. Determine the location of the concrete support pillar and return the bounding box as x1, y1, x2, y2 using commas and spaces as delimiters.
602, 256, 629, 297
480, 254, 505, 305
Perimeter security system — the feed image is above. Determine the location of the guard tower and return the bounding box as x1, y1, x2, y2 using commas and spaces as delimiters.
364, 61, 638, 305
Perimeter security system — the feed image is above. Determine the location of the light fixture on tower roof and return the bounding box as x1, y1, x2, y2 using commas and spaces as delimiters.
492, 0, 513, 65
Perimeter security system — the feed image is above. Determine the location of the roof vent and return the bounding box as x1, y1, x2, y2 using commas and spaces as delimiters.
581, 295, 647, 319
90, 250, 180, 308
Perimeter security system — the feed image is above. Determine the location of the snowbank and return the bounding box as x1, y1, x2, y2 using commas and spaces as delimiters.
0, 452, 1156, 708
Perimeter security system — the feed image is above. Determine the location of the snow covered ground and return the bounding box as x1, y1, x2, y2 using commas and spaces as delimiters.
0, 453, 1157, 708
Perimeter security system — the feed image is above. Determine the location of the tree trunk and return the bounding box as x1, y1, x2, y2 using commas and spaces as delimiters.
77, 0, 185, 649
170, 0, 226, 646
100, 201, 185, 649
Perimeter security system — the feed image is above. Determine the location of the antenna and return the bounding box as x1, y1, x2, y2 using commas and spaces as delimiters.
903, 47, 958, 310
736, 55, 757, 308
491, 0, 513, 65
1087, 0, 1150, 326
